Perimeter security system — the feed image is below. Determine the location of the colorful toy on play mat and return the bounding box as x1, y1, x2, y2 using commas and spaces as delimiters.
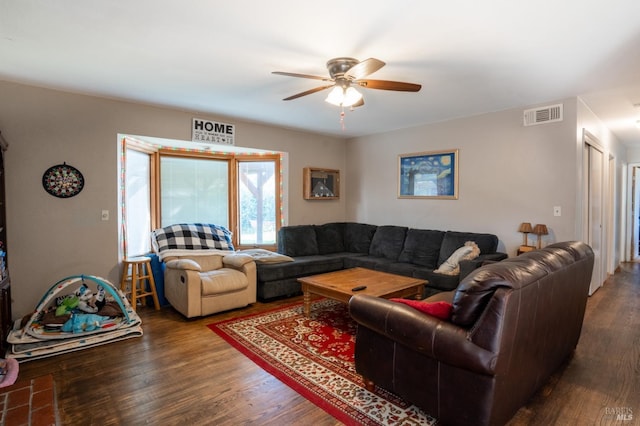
20, 275, 139, 340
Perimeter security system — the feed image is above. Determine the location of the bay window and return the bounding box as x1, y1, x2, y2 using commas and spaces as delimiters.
123, 139, 281, 256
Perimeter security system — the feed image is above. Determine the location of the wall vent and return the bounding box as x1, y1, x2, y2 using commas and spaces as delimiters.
523, 103, 563, 126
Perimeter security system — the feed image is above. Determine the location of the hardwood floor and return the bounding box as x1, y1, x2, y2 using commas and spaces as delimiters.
508, 261, 640, 426
13, 262, 640, 426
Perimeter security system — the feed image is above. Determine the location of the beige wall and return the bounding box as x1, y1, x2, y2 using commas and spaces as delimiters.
346, 99, 626, 263
627, 148, 640, 163
346, 101, 577, 252
0, 80, 347, 318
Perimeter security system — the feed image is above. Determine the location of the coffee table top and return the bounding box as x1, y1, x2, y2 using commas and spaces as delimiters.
298, 267, 426, 298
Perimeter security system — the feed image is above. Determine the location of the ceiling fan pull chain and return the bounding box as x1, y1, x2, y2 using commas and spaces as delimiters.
340, 108, 346, 131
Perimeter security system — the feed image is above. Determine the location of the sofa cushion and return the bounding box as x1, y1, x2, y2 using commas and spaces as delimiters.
390, 299, 453, 320
435, 244, 474, 274
315, 222, 345, 254
201, 268, 248, 296
438, 231, 498, 266
278, 225, 319, 256
424, 270, 462, 292
369, 226, 408, 260
344, 255, 397, 271
435, 241, 480, 275
257, 277, 303, 301
398, 229, 445, 268
256, 255, 343, 282
383, 261, 419, 277
343, 223, 377, 253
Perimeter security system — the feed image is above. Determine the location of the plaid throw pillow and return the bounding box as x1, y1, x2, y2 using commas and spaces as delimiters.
152, 223, 235, 253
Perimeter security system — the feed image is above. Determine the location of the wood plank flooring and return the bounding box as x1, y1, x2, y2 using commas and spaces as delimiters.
13, 262, 640, 425
508, 261, 640, 426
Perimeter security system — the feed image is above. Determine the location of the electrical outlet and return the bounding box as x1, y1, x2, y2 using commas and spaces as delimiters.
101, 210, 109, 221
553, 206, 561, 217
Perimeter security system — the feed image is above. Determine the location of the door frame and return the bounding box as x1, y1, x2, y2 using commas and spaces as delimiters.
582, 130, 606, 295
626, 163, 640, 261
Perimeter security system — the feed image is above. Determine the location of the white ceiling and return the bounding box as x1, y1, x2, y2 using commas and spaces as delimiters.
2, 1, 640, 146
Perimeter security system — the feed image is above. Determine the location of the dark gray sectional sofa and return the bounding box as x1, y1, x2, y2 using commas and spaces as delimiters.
256, 222, 507, 301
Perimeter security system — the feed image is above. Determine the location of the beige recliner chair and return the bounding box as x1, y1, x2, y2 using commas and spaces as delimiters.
163, 252, 256, 318
151, 223, 257, 318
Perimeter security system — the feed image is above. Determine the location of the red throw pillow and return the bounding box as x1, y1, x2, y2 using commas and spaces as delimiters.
390, 299, 453, 320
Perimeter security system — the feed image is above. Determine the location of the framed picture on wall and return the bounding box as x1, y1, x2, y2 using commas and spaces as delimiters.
303, 167, 340, 200
398, 149, 459, 199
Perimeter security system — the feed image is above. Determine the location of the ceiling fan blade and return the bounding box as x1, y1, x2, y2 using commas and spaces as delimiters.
272, 71, 332, 81
356, 79, 422, 92
344, 58, 385, 80
282, 84, 335, 101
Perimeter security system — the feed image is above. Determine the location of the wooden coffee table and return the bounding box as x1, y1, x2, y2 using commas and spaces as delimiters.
297, 267, 426, 317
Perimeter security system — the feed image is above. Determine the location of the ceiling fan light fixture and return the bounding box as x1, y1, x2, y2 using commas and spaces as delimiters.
324, 86, 363, 107
343, 87, 363, 107
325, 86, 344, 106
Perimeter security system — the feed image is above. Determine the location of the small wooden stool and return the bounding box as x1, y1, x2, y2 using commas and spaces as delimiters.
120, 256, 160, 311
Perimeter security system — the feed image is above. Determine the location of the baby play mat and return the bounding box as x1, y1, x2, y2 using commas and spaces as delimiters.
6, 275, 143, 362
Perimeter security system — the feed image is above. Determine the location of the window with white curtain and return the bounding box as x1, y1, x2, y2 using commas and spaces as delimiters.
160, 156, 229, 227
125, 149, 152, 256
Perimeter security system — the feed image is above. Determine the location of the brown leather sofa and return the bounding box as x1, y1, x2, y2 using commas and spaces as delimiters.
349, 241, 594, 426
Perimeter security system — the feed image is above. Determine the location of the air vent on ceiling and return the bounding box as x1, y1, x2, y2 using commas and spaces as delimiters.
523, 103, 563, 126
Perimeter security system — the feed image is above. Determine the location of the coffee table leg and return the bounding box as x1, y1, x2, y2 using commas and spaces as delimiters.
303, 284, 311, 317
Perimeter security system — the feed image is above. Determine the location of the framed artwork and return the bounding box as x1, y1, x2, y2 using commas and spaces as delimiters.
398, 149, 458, 199
303, 167, 340, 200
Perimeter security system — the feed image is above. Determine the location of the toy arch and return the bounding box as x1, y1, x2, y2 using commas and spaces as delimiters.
21, 274, 135, 340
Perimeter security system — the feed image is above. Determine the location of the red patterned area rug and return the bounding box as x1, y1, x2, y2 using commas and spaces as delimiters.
208, 299, 437, 425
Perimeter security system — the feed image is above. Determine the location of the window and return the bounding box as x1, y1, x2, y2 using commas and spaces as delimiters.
124, 148, 152, 257
160, 155, 229, 227
121, 137, 282, 256
237, 159, 277, 245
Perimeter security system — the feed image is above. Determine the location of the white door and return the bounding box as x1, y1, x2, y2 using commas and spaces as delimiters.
584, 139, 604, 295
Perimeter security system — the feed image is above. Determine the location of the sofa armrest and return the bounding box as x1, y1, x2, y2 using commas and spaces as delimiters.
165, 258, 202, 272
223, 254, 257, 299
164, 261, 203, 317
222, 253, 254, 268
349, 295, 498, 375
423, 290, 455, 304
459, 252, 507, 279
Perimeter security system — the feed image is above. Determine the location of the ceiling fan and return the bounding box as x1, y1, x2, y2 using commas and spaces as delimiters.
273, 57, 421, 108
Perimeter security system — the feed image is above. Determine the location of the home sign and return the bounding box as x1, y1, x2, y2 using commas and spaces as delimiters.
192, 118, 235, 145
